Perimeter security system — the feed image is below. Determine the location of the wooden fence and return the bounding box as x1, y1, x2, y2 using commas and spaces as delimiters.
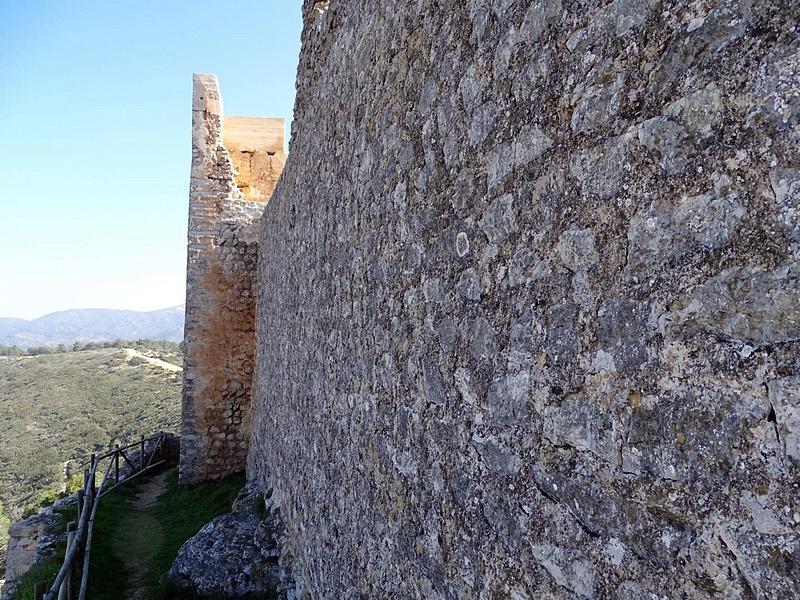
33, 432, 170, 600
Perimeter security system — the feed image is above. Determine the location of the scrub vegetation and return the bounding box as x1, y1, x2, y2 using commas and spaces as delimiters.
0, 346, 182, 523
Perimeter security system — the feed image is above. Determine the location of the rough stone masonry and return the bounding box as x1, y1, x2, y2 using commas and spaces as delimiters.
181, 74, 286, 485
245, 0, 799, 597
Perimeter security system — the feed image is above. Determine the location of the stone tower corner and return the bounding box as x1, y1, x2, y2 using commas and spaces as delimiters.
180, 73, 286, 486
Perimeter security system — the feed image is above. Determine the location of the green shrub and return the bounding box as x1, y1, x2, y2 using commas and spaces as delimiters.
66, 473, 84, 495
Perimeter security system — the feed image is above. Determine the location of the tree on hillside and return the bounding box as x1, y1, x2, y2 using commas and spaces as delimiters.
27, 346, 56, 356
0, 345, 27, 356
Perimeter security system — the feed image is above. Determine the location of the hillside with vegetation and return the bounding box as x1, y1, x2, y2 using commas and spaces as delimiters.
0, 343, 182, 575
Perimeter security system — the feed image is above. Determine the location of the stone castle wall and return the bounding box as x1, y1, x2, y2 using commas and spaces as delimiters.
249, 0, 800, 597
181, 74, 285, 485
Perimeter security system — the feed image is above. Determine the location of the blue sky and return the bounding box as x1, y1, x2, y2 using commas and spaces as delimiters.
0, 1, 303, 319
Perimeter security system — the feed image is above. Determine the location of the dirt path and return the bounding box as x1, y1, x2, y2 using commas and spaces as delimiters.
132, 469, 171, 509
124, 348, 182, 373
119, 470, 172, 600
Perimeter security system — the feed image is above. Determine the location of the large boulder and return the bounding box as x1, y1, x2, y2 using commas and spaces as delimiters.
168, 483, 284, 598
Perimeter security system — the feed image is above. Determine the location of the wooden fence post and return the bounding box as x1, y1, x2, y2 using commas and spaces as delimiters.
140, 435, 145, 472
81, 498, 89, 555
114, 444, 120, 484
69, 520, 77, 600
60, 522, 76, 600
34, 581, 46, 600
90, 454, 97, 500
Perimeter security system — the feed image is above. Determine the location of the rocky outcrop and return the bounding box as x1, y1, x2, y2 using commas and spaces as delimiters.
168, 482, 291, 598
245, 0, 800, 597
0, 497, 74, 600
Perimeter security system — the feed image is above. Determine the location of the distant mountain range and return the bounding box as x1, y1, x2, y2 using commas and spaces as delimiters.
0, 306, 185, 347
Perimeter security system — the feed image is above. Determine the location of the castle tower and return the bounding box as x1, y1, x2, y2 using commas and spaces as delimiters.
180, 73, 286, 485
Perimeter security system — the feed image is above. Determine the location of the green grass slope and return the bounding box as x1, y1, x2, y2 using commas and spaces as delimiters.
90, 467, 245, 599
0, 348, 182, 522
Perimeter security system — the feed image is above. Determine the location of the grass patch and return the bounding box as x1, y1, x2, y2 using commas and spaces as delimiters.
8, 467, 245, 599
86, 465, 245, 599
84, 469, 141, 599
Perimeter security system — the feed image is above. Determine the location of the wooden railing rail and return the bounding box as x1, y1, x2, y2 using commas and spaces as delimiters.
34, 432, 171, 600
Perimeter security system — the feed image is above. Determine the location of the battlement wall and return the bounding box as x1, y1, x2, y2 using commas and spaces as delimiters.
248, 0, 800, 597
224, 116, 286, 203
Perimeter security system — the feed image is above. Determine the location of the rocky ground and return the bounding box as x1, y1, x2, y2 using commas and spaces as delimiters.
167, 481, 287, 599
